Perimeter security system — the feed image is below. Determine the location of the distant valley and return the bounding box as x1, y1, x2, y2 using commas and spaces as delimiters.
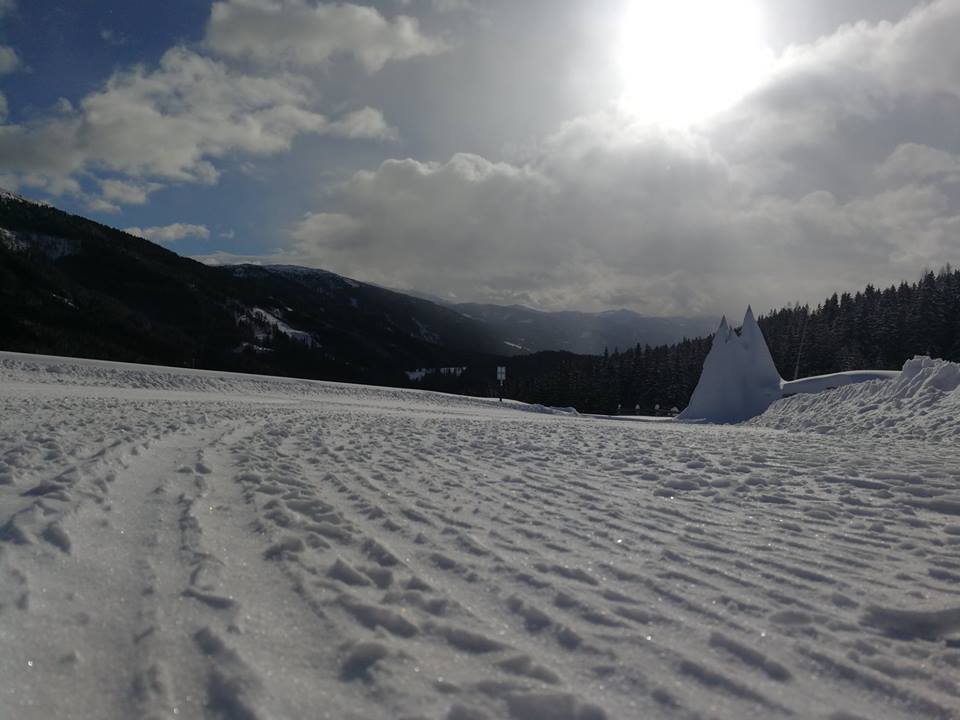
0, 190, 713, 384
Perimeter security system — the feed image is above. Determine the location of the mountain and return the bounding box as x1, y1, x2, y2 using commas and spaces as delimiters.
226, 264, 507, 359
0, 191, 506, 383
453, 303, 715, 355
0, 189, 720, 390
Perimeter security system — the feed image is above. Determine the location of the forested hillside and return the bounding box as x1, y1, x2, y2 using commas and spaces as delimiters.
0, 192, 506, 382
420, 267, 960, 414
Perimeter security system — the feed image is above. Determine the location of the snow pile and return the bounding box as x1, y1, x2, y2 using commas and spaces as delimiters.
753, 355, 960, 440
781, 369, 899, 396
678, 307, 783, 423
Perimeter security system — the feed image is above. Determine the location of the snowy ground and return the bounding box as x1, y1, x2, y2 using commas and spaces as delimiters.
2, 352, 960, 720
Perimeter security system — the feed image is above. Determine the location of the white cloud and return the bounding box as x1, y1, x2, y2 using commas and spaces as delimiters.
99, 179, 163, 205
876, 143, 960, 183
124, 223, 211, 244
279, 0, 960, 315
291, 212, 363, 247
0, 0, 14, 17
718, 0, 960, 166
0, 47, 395, 202
327, 107, 398, 141
206, 0, 447, 72
0, 45, 19, 74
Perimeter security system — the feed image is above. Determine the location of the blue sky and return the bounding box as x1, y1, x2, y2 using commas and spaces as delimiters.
2, 0, 957, 316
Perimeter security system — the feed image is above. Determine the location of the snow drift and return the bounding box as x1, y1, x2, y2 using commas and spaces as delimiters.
678, 307, 783, 423
679, 308, 901, 424
753, 355, 960, 440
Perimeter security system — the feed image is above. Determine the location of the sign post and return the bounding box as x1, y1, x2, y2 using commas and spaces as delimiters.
496, 366, 506, 402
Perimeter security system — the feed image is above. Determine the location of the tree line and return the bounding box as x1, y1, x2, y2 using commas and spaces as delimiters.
417, 267, 960, 414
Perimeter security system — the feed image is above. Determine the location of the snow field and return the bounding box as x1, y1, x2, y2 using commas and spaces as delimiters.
753, 356, 960, 440
2, 352, 960, 719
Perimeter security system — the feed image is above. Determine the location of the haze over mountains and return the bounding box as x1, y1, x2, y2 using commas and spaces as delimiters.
453, 303, 714, 355
0, 190, 712, 381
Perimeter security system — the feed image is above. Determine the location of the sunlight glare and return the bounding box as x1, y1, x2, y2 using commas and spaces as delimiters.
617, 0, 773, 126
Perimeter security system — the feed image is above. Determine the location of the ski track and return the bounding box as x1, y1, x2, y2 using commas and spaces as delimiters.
2, 355, 960, 719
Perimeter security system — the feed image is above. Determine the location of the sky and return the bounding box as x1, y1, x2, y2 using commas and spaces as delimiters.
1, 0, 958, 318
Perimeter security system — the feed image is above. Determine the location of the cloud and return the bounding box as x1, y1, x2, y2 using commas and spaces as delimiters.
876, 143, 960, 183
99, 179, 163, 205
286, 1, 960, 315
326, 106, 398, 141
99, 28, 130, 47
0, 47, 396, 202
716, 0, 960, 173
0, 45, 19, 74
206, 0, 446, 72
0, 0, 14, 17
124, 223, 211, 243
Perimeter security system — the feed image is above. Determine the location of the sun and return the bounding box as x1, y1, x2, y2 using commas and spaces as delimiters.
617, 0, 774, 126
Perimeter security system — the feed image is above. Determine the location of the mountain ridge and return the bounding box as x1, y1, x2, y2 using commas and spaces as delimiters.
0, 189, 713, 372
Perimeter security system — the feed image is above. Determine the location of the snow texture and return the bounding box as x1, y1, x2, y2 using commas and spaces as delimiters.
2, 351, 960, 719
0, 186, 45, 206
754, 355, 960, 440
678, 308, 784, 423
781, 369, 900, 396
679, 308, 900, 424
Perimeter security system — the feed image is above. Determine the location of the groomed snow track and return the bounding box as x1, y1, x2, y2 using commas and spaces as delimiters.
2, 352, 960, 719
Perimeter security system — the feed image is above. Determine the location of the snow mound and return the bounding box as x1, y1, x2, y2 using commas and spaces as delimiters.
752, 356, 960, 440
678, 307, 783, 424
781, 369, 899, 396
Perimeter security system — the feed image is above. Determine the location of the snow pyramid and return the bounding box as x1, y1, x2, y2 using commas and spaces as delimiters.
678, 307, 783, 423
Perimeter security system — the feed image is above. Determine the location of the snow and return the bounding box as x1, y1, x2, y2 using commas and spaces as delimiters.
0, 227, 80, 260
781, 369, 900, 396
680, 308, 900, 424
3, 350, 960, 719
406, 367, 468, 382
0, 186, 46, 206
678, 308, 783, 423
249, 307, 314, 346
754, 355, 960, 440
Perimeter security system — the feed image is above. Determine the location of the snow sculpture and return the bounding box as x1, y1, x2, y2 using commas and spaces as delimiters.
678, 307, 783, 423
